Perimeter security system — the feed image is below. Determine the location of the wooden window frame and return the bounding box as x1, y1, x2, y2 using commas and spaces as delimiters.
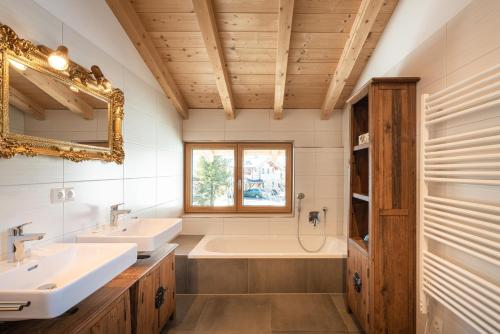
184, 142, 293, 214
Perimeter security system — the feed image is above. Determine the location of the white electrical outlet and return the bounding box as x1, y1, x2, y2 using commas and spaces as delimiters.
65, 187, 76, 201
50, 188, 66, 203
431, 316, 443, 334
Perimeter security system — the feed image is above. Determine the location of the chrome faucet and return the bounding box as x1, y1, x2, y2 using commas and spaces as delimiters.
7, 222, 45, 263
110, 203, 131, 226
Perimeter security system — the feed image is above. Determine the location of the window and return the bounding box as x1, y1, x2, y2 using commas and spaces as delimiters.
185, 142, 293, 213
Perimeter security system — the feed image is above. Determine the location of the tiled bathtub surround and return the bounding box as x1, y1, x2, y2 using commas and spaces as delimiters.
182, 109, 346, 237
174, 235, 345, 294
0, 1, 183, 259
177, 257, 346, 295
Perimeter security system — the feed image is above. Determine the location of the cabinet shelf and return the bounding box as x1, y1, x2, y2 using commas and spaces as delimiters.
353, 143, 369, 151
349, 237, 368, 254
352, 193, 370, 202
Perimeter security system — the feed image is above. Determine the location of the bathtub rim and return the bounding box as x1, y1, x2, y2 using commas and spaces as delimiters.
187, 234, 348, 259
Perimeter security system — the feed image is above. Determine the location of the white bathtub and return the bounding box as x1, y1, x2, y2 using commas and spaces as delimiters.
188, 235, 347, 259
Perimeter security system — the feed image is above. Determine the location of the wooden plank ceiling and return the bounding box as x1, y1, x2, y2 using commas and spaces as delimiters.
116, 0, 398, 119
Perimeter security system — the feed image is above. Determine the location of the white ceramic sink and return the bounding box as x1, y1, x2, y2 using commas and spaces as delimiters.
76, 218, 182, 252
0, 242, 136, 320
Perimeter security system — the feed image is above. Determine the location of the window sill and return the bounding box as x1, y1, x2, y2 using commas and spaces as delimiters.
182, 213, 295, 218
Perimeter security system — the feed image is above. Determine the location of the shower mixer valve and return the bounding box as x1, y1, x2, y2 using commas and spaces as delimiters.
309, 211, 320, 227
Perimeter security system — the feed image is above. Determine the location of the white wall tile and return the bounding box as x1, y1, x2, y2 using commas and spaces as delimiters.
123, 108, 157, 147
123, 70, 158, 116
182, 218, 223, 235
315, 149, 344, 176
63, 179, 123, 233
445, 0, 500, 74
157, 176, 180, 204
183, 131, 225, 142
124, 143, 157, 179
157, 150, 182, 177
314, 176, 343, 198
183, 109, 225, 132
124, 177, 157, 213
268, 131, 314, 147
224, 109, 270, 132
0, 183, 64, 258
157, 119, 182, 151
223, 220, 269, 235
225, 131, 270, 141
268, 219, 296, 235
269, 109, 315, 132
64, 159, 123, 182
155, 200, 183, 218
313, 131, 342, 148
295, 150, 316, 176
0, 156, 63, 186
314, 110, 343, 132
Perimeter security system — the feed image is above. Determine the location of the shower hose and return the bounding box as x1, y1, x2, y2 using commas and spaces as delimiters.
296, 204, 327, 253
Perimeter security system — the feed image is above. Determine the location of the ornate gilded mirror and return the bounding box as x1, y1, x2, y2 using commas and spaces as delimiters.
0, 23, 124, 163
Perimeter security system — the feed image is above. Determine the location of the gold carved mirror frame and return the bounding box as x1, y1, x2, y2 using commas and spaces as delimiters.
0, 23, 124, 163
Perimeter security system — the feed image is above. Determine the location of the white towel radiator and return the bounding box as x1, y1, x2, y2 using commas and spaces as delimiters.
420, 64, 500, 334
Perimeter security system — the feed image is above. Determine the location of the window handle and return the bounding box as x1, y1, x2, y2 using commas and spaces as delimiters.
238, 179, 242, 191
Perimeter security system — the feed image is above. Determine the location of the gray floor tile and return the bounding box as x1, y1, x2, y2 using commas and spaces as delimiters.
195, 295, 271, 333
164, 294, 352, 334
330, 294, 361, 333
166, 295, 210, 331
270, 294, 347, 332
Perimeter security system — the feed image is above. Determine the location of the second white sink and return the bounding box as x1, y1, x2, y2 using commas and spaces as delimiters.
77, 218, 182, 252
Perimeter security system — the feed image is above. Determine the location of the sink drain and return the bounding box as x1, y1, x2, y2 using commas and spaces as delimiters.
37, 283, 57, 290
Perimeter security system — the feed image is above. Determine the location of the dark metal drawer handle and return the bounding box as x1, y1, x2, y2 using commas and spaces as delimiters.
155, 286, 166, 309
353, 272, 362, 293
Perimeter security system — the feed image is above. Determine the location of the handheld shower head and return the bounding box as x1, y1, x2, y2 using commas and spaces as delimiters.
296, 193, 305, 212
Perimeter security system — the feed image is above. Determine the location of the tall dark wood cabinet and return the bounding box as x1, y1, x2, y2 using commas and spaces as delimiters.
346, 78, 419, 333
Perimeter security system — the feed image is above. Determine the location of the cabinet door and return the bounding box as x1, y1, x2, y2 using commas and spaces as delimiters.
158, 253, 175, 330
346, 241, 369, 332
136, 269, 159, 334
90, 291, 131, 334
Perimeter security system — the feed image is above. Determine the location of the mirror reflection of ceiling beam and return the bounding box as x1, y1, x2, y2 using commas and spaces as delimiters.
12, 66, 94, 120
9, 86, 46, 120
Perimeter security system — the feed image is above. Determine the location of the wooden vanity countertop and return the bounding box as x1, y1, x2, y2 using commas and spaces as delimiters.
0, 242, 177, 334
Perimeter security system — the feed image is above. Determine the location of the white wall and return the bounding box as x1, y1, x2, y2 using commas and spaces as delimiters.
355, 0, 472, 90
354, 0, 500, 333
182, 109, 346, 238
0, 0, 183, 259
